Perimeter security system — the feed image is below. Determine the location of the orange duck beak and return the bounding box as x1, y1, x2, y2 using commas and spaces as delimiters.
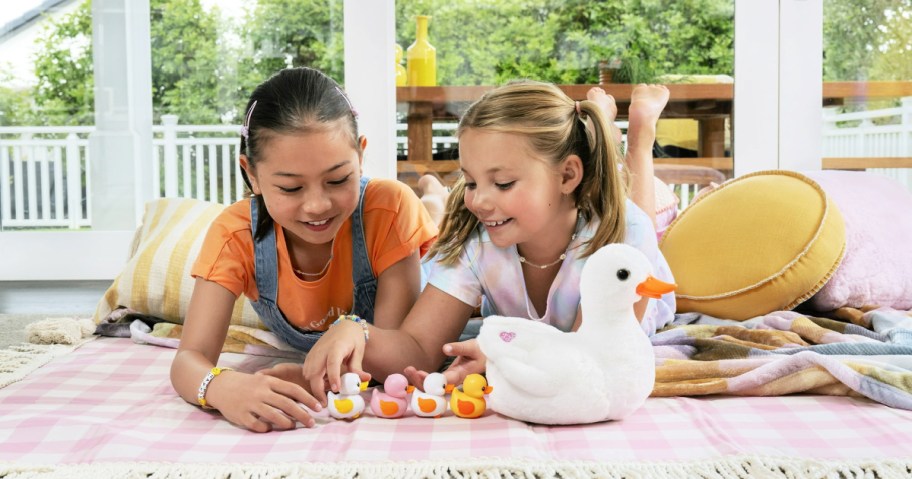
636, 275, 677, 299
445, 384, 455, 394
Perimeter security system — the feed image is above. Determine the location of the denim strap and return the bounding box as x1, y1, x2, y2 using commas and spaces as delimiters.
247, 176, 376, 352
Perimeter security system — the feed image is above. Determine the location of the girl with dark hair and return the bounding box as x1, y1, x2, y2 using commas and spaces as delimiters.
170, 67, 437, 432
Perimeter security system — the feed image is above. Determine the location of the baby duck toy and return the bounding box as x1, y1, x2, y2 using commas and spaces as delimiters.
369, 373, 410, 419
327, 372, 369, 420
477, 243, 675, 425
407, 372, 453, 418
450, 373, 492, 419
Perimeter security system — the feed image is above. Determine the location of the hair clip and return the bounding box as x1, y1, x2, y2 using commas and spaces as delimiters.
240, 100, 258, 140
575, 101, 581, 115
335, 86, 359, 119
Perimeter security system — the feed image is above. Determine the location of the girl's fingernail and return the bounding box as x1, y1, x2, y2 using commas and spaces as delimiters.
443, 345, 452, 354
307, 419, 316, 428
313, 402, 322, 412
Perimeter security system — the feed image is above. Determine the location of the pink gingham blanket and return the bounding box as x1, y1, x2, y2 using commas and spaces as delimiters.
2, 337, 912, 476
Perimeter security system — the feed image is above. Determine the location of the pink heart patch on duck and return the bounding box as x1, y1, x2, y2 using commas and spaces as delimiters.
499, 331, 516, 342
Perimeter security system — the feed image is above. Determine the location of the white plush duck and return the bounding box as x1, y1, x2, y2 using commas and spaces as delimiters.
327, 372, 369, 420
477, 243, 675, 425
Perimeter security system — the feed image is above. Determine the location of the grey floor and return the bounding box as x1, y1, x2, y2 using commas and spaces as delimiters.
0, 280, 110, 315
0, 280, 111, 348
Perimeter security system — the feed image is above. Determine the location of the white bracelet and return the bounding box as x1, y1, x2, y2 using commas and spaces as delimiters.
197, 367, 232, 409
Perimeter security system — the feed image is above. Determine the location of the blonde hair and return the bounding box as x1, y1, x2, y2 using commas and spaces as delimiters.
429, 80, 629, 265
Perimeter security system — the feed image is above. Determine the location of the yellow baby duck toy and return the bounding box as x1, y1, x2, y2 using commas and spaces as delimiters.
450, 373, 493, 419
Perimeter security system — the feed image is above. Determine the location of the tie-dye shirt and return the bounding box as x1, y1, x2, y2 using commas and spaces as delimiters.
425, 199, 676, 336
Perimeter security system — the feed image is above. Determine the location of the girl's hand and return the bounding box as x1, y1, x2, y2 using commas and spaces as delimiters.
205, 369, 322, 433
257, 362, 329, 391
441, 339, 487, 386
404, 339, 487, 391
300, 320, 371, 405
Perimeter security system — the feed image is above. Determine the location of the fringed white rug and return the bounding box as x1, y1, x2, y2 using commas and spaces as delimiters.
0, 317, 96, 389
0, 457, 909, 479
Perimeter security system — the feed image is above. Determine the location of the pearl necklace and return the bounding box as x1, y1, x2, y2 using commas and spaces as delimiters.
518, 233, 578, 270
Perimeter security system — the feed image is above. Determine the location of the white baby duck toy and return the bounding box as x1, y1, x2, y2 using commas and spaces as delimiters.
327, 372, 369, 420
369, 373, 410, 419
407, 372, 453, 418
477, 243, 675, 425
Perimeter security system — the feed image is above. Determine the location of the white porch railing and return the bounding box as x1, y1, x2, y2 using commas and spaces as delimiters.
0, 126, 93, 229
823, 96, 912, 189
152, 115, 247, 205
2, 100, 910, 230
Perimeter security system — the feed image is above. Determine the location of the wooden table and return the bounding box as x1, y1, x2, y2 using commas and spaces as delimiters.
397, 83, 733, 166
396, 81, 912, 182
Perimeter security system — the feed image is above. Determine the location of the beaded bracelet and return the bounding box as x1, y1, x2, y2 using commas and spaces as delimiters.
332, 314, 370, 343
197, 366, 233, 409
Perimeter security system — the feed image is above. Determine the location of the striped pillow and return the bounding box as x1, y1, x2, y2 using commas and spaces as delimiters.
93, 198, 264, 328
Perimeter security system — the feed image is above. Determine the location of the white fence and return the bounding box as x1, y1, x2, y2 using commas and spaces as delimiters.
0, 126, 93, 229
823, 97, 912, 189
2, 99, 910, 230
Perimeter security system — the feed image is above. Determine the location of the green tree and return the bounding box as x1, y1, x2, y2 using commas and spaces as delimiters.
822, 0, 912, 81
240, 0, 345, 84
30, 0, 248, 125
151, 0, 230, 123
0, 68, 37, 126
869, 2, 912, 81
395, 0, 734, 86
31, 0, 94, 125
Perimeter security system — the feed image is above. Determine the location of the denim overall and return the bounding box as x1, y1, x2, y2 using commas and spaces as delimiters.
248, 176, 377, 352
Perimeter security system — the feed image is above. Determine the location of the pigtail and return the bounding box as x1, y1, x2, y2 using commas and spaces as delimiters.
575, 99, 628, 257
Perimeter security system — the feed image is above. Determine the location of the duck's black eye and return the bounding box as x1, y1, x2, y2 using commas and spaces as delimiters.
616, 269, 630, 280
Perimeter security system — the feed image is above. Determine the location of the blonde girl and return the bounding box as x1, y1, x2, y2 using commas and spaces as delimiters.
292, 80, 675, 398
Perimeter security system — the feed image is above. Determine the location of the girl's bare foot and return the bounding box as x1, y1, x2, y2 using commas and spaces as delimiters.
628, 84, 670, 129
586, 87, 623, 145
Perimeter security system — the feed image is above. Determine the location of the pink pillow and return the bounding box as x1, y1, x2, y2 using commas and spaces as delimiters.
804, 170, 912, 310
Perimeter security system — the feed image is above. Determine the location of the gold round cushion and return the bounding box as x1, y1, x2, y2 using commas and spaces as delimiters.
659, 170, 846, 320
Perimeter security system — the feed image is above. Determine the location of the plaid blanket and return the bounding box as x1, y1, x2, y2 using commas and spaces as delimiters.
100, 306, 912, 409
2, 337, 912, 477
652, 307, 912, 409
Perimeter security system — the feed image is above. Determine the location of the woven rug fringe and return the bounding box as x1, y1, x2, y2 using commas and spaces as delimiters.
0, 456, 910, 479
0, 338, 94, 389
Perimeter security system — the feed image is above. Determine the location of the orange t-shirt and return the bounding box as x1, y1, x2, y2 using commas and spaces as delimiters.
191, 178, 438, 331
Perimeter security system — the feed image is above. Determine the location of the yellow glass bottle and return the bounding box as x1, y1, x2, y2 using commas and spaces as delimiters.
406, 15, 436, 86
395, 44, 407, 86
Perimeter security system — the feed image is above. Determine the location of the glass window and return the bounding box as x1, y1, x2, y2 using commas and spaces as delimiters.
822, 0, 912, 191
150, 0, 345, 204
0, 0, 93, 232
393, 0, 735, 208
1, 0, 349, 225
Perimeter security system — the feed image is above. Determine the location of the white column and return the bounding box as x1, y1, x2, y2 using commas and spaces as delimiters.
733, 0, 779, 176
779, 0, 823, 171
343, 0, 397, 180
88, 0, 153, 229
